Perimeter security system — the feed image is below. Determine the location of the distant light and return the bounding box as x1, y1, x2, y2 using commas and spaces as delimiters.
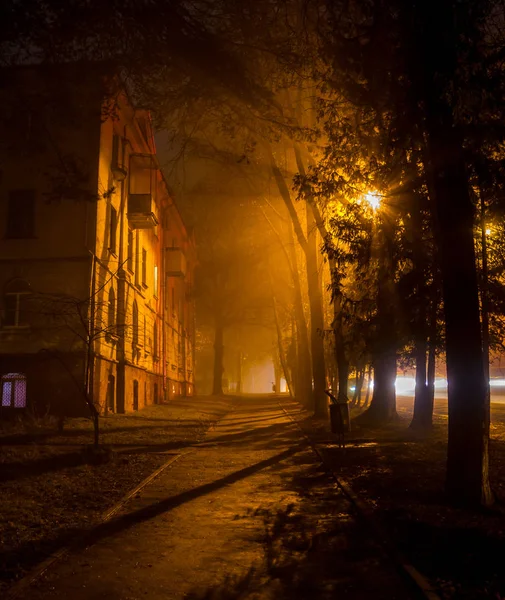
364, 191, 381, 210
486, 228, 492, 236
490, 379, 505, 387
434, 378, 448, 389
395, 377, 416, 393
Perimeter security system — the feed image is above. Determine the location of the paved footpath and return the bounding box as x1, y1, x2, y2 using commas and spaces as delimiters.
21, 396, 414, 600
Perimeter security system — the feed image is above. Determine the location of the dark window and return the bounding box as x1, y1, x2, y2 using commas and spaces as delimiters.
1, 373, 27, 408
109, 205, 117, 254
142, 248, 147, 286
3, 279, 31, 327
133, 379, 139, 411
6, 190, 35, 239
127, 228, 133, 271
107, 374, 115, 412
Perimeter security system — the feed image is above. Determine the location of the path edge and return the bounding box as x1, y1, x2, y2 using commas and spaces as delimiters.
4, 452, 185, 600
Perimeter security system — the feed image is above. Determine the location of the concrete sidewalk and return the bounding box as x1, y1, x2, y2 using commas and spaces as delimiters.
19, 396, 414, 599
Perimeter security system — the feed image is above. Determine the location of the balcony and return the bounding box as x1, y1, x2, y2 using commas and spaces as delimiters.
128, 154, 158, 229
166, 248, 187, 277
127, 193, 158, 229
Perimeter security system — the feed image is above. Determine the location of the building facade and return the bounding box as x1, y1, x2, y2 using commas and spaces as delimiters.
0, 66, 195, 416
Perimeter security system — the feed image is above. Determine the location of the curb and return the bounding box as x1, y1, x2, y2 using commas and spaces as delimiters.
279, 401, 441, 600
4, 452, 185, 600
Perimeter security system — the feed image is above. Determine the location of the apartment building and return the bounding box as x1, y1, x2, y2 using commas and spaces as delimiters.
0, 66, 195, 416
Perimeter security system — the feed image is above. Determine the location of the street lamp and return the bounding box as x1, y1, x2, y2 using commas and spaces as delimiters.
364, 191, 382, 211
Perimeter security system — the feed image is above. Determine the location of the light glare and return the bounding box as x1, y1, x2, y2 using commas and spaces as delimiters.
364, 191, 381, 210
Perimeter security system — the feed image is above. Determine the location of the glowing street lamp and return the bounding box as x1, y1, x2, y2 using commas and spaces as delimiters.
364, 191, 381, 211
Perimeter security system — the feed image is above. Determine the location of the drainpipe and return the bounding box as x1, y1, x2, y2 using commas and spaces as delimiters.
115, 127, 129, 413
161, 205, 167, 402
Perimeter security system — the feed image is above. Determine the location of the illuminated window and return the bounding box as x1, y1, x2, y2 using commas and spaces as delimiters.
6, 190, 35, 239
3, 279, 31, 327
1, 373, 27, 408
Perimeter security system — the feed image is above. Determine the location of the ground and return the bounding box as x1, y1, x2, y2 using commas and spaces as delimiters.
0, 396, 233, 593
2, 396, 414, 600
292, 395, 505, 600
3, 393, 505, 599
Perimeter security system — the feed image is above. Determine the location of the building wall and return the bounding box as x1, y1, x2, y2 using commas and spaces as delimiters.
0, 67, 196, 417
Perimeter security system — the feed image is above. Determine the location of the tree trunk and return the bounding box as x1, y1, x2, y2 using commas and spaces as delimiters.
409, 0, 492, 508
428, 126, 492, 505
287, 225, 313, 406
212, 317, 224, 396
410, 339, 432, 429
352, 369, 360, 405
306, 207, 327, 418
272, 293, 293, 397
355, 369, 365, 407
364, 365, 372, 408
359, 221, 397, 424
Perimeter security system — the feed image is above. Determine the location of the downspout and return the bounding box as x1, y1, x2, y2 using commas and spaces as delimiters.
161, 205, 167, 402
116, 126, 129, 413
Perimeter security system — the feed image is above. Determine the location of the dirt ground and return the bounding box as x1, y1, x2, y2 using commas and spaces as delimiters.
0, 395, 234, 593
10, 396, 414, 600
287, 395, 505, 600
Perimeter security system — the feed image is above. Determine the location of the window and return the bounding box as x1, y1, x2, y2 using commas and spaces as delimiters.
153, 321, 158, 358
107, 287, 115, 331
3, 279, 31, 327
142, 248, 147, 286
132, 300, 138, 347
154, 265, 158, 297
6, 190, 35, 239
1, 373, 27, 408
109, 205, 117, 254
127, 228, 133, 272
